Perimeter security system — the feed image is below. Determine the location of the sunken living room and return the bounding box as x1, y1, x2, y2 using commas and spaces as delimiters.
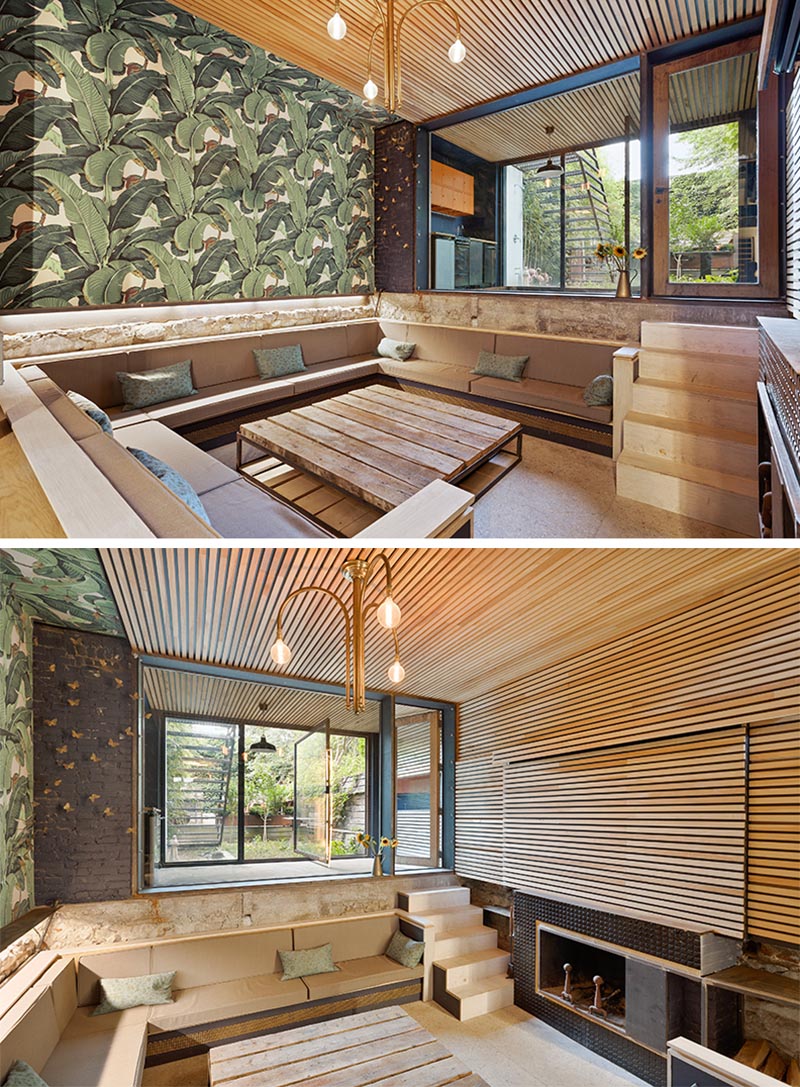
0, 0, 799, 540
0, 545, 798, 1087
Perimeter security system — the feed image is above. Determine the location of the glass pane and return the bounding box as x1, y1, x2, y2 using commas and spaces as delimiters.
396, 711, 437, 866
329, 734, 368, 859
294, 725, 329, 861
243, 726, 295, 861
164, 718, 238, 864
668, 51, 758, 284
507, 160, 562, 288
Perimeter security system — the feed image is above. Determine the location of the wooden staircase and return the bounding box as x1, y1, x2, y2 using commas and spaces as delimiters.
398, 886, 514, 1021
615, 323, 760, 535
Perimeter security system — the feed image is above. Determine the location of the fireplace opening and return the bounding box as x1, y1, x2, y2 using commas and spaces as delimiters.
538, 926, 627, 1031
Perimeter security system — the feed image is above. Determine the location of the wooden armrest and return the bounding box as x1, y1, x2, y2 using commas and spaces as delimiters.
355, 479, 473, 539
612, 345, 641, 461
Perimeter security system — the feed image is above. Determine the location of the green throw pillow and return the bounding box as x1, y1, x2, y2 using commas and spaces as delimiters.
583, 374, 613, 406
117, 359, 195, 410
377, 337, 416, 361
385, 930, 425, 968
253, 344, 306, 380
472, 350, 528, 382
128, 447, 211, 526
92, 970, 175, 1016
2, 1062, 49, 1087
279, 944, 338, 981
66, 390, 113, 434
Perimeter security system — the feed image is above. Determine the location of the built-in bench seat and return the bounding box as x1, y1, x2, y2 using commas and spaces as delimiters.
0, 913, 429, 1087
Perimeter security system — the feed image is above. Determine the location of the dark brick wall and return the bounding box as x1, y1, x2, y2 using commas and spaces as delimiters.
33, 623, 136, 906
375, 120, 417, 292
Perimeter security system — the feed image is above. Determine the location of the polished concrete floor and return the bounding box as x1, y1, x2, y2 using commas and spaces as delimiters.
208, 432, 742, 539
149, 855, 429, 890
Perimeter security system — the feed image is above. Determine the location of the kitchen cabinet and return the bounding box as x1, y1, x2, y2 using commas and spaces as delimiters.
431, 160, 475, 216
433, 235, 497, 289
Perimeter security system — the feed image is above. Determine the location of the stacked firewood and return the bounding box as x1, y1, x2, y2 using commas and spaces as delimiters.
735, 1039, 800, 1084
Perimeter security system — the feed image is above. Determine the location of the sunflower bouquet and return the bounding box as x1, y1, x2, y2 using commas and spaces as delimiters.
595, 243, 647, 275
356, 832, 399, 857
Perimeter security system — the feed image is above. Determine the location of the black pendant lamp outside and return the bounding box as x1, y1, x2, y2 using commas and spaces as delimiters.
249, 701, 277, 753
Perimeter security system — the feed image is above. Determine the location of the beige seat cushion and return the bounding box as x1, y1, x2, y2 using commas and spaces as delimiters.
150, 929, 291, 990
147, 974, 307, 1032
302, 955, 423, 1000
200, 479, 326, 538
293, 916, 398, 962
113, 420, 237, 496
41, 1020, 147, 1087
292, 358, 381, 393
469, 375, 612, 423
379, 359, 472, 393
62, 1005, 151, 1038
140, 376, 296, 427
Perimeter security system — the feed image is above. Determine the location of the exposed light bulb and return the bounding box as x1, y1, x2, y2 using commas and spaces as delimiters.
388, 659, 405, 684
376, 596, 401, 629
270, 638, 291, 665
448, 37, 466, 63
327, 9, 347, 40
363, 77, 378, 102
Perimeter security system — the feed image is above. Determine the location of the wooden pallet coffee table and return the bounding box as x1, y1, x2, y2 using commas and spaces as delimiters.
236, 384, 522, 535
209, 1005, 489, 1087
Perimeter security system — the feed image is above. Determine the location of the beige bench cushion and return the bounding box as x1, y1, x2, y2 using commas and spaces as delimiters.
24, 373, 104, 441
404, 325, 495, 370
378, 359, 472, 393
41, 1018, 147, 1087
291, 357, 381, 394
113, 420, 237, 496
470, 375, 612, 423
147, 975, 307, 1032
77, 947, 151, 1008
150, 929, 291, 990
0, 951, 59, 1020
293, 916, 398, 962
302, 955, 423, 1001
0, 984, 60, 1079
200, 479, 326, 538
62, 1005, 150, 1037
494, 332, 615, 388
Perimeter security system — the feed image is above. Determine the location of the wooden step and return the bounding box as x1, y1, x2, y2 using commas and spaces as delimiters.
407, 905, 484, 930
434, 948, 510, 987
616, 450, 757, 535
397, 886, 470, 913
449, 975, 515, 1021
434, 925, 498, 959
623, 413, 757, 478
637, 349, 758, 395
632, 378, 756, 431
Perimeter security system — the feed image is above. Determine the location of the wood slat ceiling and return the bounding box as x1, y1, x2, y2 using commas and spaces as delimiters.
669, 48, 758, 126
142, 665, 379, 733
439, 72, 641, 163
99, 548, 797, 707
172, 0, 763, 125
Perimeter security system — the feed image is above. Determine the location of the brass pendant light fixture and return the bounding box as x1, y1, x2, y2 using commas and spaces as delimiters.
325, 0, 467, 112
269, 554, 404, 714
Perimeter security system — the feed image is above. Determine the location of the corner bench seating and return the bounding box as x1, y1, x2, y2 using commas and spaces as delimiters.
0, 912, 429, 1087
4, 316, 619, 538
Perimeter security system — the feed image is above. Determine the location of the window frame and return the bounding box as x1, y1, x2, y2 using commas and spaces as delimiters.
651, 35, 780, 299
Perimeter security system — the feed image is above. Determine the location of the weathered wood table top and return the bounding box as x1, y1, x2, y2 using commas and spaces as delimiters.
238, 384, 521, 513
208, 1004, 490, 1087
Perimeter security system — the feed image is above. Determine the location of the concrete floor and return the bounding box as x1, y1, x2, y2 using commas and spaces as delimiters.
208, 433, 743, 539
149, 856, 429, 889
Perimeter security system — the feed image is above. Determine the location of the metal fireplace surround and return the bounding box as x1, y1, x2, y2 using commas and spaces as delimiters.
514, 891, 741, 1087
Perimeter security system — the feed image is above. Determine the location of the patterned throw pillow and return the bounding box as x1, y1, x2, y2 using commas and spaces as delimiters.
2, 1062, 49, 1087
66, 390, 113, 434
471, 350, 528, 382
385, 930, 425, 968
279, 944, 338, 981
583, 374, 614, 406
117, 359, 195, 410
128, 448, 211, 526
92, 970, 176, 1016
377, 337, 416, 361
253, 344, 307, 380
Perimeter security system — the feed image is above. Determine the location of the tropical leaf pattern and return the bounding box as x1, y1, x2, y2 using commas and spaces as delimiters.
0, 0, 376, 308
0, 548, 123, 925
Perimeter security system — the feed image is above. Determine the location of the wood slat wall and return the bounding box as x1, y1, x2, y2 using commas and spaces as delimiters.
747, 720, 800, 943
787, 73, 800, 320
457, 565, 800, 942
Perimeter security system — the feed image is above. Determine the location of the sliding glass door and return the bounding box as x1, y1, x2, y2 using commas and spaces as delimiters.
294, 719, 331, 864
395, 708, 440, 868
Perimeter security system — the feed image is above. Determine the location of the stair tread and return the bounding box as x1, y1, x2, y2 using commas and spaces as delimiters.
436, 924, 494, 939
634, 376, 756, 404
415, 905, 481, 919
625, 411, 756, 446
617, 449, 757, 497
434, 948, 510, 971
450, 976, 514, 998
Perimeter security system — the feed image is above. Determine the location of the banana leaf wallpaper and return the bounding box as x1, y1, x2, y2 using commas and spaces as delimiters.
0, 0, 377, 309
0, 548, 122, 926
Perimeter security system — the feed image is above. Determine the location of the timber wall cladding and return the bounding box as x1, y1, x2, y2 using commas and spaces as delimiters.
456, 564, 800, 942
0, 0, 374, 309
787, 70, 800, 320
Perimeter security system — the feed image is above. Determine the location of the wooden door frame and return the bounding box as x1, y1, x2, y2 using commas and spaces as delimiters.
652, 35, 781, 299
